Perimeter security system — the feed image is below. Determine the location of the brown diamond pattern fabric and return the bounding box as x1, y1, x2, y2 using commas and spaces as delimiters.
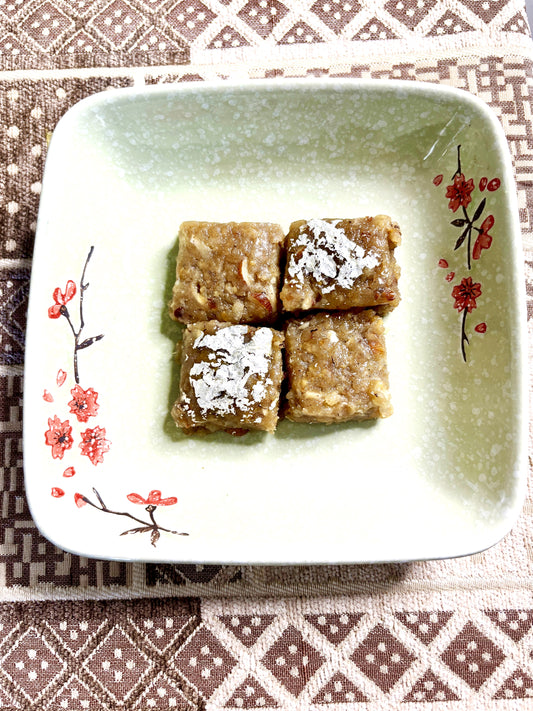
485, 609, 533, 642
0, 0, 528, 72
48, 616, 105, 656
395, 611, 454, 645
313, 671, 368, 703
131, 672, 192, 711
167, 0, 217, 41
468, 0, 504, 23
1, 627, 65, 703
218, 614, 276, 647
0, 0, 25, 20
502, 10, 530, 32
131, 671, 192, 709
353, 18, 399, 40
131, 25, 177, 53
351, 625, 416, 692
48, 676, 102, 710
403, 669, 460, 702
0, 601, 532, 705
0, 687, 16, 708
383, 0, 438, 29
20, 1, 74, 51
225, 675, 279, 708
279, 21, 323, 44
129, 609, 197, 653
83, 626, 154, 703
261, 625, 324, 696
90, 0, 146, 49
310, 0, 361, 32
0, 31, 26, 58
208, 25, 250, 49
494, 668, 533, 700
59, 28, 100, 55
172, 625, 237, 699
238, 0, 289, 38
0, 599, 202, 708
440, 622, 505, 691
304, 613, 363, 644
426, 9, 476, 36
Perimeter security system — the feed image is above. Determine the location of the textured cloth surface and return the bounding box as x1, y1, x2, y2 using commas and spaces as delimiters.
1, 0, 533, 708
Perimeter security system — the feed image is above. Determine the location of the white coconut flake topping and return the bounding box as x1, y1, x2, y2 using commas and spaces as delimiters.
189, 326, 273, 415
288, 219, 380, 293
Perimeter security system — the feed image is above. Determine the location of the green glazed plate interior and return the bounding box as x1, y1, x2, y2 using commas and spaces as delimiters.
24, 79, 527, 564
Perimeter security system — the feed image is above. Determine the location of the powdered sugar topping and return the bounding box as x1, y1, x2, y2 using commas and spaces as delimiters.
287, 219, 380, 293
188, 326, 273, 415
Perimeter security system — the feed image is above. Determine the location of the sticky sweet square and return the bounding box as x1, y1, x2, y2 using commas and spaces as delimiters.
284, 309, 392, 423
172, 321, 284, 434
280, 216, 401, 312
169, 222, 285, 324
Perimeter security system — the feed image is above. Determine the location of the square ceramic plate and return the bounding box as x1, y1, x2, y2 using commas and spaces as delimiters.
24, 79, 527, 564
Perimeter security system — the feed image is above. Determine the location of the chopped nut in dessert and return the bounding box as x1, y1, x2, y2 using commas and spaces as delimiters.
169, 222, 284, 324
172, 321, 284, 434
280, 216, 401, 312
284, 310, 392, 423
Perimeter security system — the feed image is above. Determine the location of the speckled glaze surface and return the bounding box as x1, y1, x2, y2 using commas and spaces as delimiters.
23, 79, 527, 564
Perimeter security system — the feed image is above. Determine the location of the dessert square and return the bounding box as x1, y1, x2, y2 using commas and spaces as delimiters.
284, 310, 392, 423
169, 221, 285, 324
172, 321, 284, 434
280, 216, 401, 312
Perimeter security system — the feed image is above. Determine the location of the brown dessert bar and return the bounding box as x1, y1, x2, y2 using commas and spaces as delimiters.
280, 216, 401, 312
172, 321, 284, 434
284, 310, 392, 423
169, 222, 285, 324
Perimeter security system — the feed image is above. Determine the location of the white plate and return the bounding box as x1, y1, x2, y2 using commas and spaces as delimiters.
24, 79, 527, 564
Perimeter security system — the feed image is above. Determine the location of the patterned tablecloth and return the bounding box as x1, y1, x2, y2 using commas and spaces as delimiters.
2, 0, 533, 708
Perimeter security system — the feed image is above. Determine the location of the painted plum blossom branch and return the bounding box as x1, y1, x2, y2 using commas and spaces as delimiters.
48, 246, 103, 384
443, 145, 498, 271
451, 277, 482, 362
75, 489, 189, 547
434, 145, 500, 362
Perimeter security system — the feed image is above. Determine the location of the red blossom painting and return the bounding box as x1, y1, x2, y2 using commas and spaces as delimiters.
42, 248, 188, 549
74, 493, 87, 508
44, 247, 111, 505
472, 215, 494, 260
48, 280, 76, 319
127, 491, 178, 506
452, 277, 482, 314
47, 247, 103, 385
75, 488, 188, 547
79, 426, 111, 466
44, 416, 73, 460
68, 385, 99, 423
446, 172, 475, 212
434, 145, 499, 361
